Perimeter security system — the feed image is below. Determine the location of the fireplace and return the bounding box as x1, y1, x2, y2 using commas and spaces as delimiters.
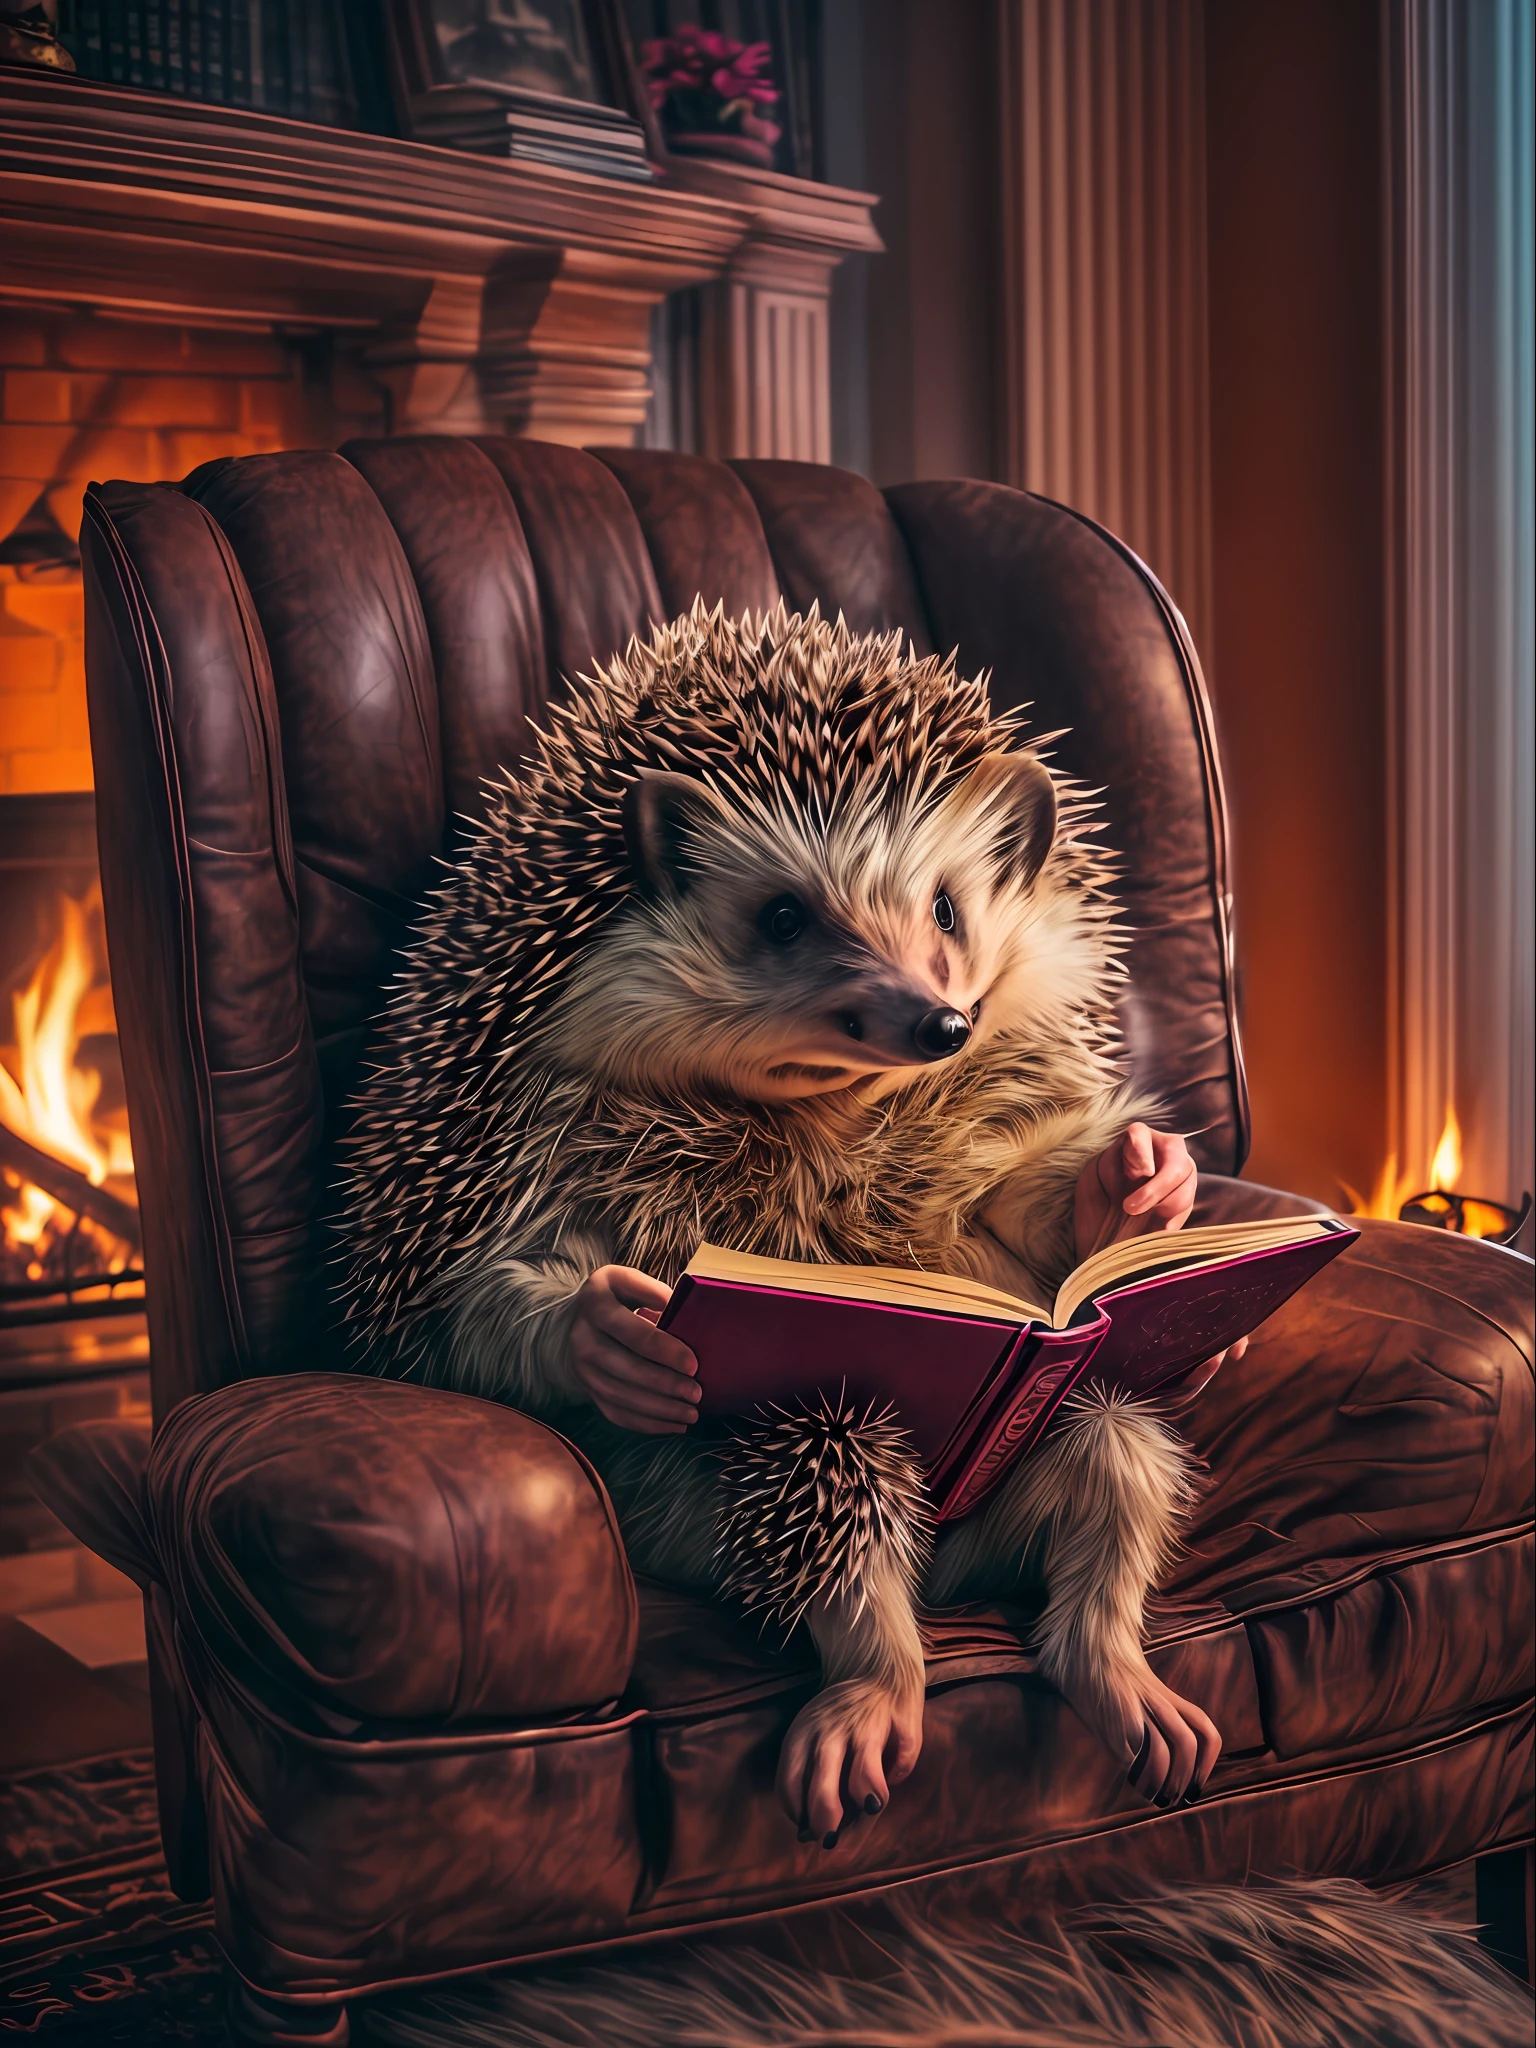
0, 794, 142, 1315
0, 59, 877, 1652
0, 793, 148, 1597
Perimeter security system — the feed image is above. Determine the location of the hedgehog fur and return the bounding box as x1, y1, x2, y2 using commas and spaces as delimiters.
334, 600, 1196, 1803
715, 1392, 935, 1630
336, 599, 1140, 1385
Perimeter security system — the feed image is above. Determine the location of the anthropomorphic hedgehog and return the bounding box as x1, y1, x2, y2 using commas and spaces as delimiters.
336, 602, 1239, 1848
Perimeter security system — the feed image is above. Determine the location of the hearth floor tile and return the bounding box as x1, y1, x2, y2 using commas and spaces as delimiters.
18, 1596, 145, 1668
0, 1618, 150, 1772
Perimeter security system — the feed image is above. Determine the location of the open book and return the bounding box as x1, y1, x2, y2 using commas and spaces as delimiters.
659, 1216, 1358, 1521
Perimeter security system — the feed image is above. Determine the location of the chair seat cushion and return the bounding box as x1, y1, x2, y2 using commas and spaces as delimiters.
618, 1220, 1531, 1922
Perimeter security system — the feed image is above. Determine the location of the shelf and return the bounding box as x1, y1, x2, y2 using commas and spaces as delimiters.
0, 67, 879, 448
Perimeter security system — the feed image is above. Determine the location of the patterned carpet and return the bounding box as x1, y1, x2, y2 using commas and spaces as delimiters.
0, 1751, 1517, 2044
0, 1751, 223, 2042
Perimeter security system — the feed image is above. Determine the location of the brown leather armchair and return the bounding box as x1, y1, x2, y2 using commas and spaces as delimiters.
32, 442, 1533, 2043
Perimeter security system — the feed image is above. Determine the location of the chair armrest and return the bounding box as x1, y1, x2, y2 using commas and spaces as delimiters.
1172, 1217, 1533, 1611
144, 1374, 637, 1726
29, 1416, 157, 1587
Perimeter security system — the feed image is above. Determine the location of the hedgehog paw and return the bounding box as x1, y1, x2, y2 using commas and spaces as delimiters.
776, 1673, 924, 1846
1056, 1653, 1222, 1809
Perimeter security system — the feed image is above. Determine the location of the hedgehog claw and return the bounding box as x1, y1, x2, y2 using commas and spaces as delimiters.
776, 1672, 924, 1843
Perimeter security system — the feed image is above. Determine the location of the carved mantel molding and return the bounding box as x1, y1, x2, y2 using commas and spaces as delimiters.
0, 68, 879, 452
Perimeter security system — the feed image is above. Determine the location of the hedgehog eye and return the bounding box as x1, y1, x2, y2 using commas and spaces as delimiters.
933, 890, 957, 934
759, 894, 807, 946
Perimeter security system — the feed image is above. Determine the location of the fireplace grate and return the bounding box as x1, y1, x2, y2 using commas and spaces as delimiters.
0, 1269, 146, 1329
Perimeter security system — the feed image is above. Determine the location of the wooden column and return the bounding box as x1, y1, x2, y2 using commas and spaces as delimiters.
666, 160, 883, 462
1384, 0, 1535, 1207
996, 0, 1213, 661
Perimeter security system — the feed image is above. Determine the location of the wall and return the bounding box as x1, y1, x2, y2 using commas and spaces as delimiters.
822, 0, 1000, 485
0, 309, 384, 794
1204, 0, 1389, 1204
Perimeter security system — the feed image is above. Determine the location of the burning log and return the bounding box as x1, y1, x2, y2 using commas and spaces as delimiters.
1398, 1187, 1531, 1246
0, 1122, 141, 1251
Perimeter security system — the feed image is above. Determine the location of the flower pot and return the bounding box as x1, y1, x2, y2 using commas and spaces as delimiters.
666, 130, 777, 168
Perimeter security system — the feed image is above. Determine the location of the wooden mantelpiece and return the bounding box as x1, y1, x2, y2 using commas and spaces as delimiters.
0, 68, 880, 449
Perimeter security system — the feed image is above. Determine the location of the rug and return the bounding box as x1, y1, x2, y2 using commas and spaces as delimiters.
0, 1750, 222, 2042
3, 1754, 1529, 2045
360, 1882, 1532, 2048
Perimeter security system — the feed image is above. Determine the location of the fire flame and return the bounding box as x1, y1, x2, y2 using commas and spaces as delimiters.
1428, 1105, 1462, 1193
1343, 1104, 1512, 1240
1340, 1153, 1417, 1222
0, 886, 135, 1266
1342, 1105, 1462, 1221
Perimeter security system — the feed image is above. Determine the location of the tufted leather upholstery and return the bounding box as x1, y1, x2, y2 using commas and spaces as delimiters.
80, 442, 1252, 1409
34, 443, 1529, 2019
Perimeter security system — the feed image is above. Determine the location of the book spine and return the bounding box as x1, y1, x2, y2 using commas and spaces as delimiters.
201, 0, 225, 102
925, 1325, 1030, 1506
327, 0, 358, 129
143, 1, 166, 91
305, 0, 343, 127
284, 0, 308, 121
227, 0, 251, 104
124, 0, 145, 86
164, 0, 184, 95
76, 2, 109, 80
246, 0, 263, 109
260, 0, 288, 115
104, 0, 128, 84
186, 0, 204, 99
935, 1324, 1107, 1524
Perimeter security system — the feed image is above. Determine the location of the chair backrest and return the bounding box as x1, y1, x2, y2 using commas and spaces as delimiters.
80, 442, 1248, 1419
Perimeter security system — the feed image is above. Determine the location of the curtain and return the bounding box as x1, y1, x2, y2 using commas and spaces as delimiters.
1385, 0, 1535, 1206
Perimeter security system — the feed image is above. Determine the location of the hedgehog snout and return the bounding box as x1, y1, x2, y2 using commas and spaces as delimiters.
912, 1006, 972, 1060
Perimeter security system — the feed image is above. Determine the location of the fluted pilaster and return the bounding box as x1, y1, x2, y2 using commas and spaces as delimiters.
997, 0, 1212, 660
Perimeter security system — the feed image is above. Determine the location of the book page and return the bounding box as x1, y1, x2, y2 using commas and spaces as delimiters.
1051, 1216, 1338, 1329
684, 1243, 1049, 1324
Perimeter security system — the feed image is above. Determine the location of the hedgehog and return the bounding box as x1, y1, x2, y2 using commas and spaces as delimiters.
335, 601, 1227, 1847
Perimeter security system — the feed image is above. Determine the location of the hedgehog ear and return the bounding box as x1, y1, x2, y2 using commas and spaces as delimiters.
623, 770, 731, 900
968, 753, 1057, 890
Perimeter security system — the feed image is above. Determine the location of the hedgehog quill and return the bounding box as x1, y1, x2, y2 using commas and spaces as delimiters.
336, 601, 1237, 1843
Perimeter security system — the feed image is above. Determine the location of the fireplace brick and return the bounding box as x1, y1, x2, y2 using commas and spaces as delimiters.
0, 306, 387, 794
2, 424, 75, 479
0, 318, 47, 369
0, 621, 55, 696
54, 318, 295, 379
0, 687, 57, 752
2, 371, 75, 423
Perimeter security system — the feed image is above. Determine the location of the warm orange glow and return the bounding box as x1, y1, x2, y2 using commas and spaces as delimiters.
1429, 1106, 1462, 1192
1340, 1154, 1417, 1221
0, 886, 135, 1269
1341, 1105, 1518, 1240
1458, 1198, 1511, 1242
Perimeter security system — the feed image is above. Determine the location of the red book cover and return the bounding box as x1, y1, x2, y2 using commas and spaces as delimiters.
660, 1223, 1357, 1522
663, 1278, 1025, 1468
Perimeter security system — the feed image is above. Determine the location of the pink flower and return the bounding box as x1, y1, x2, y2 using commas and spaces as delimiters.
639, 22, 782, 125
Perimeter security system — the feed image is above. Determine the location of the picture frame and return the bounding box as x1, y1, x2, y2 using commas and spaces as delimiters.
385, 0, 665, 159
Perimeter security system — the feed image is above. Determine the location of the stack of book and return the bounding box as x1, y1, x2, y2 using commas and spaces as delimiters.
406, 84, 653, 182
57, 1, 359, 127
